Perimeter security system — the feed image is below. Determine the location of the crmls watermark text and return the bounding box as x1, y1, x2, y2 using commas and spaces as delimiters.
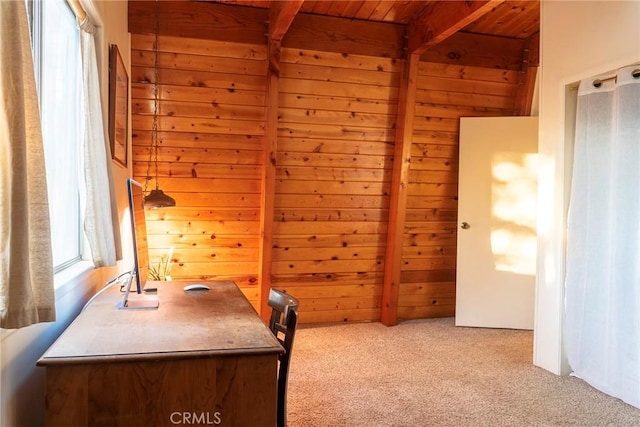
170, 411, 222, 425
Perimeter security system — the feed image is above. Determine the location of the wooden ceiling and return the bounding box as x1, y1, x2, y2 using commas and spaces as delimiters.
130, 1, 540, 112
131, 1, 540, 63
212, 0, 540, 40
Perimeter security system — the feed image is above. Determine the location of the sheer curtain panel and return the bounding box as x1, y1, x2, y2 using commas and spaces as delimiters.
565, 65, 640, 408
0, 1, 56, 328
79, 16, 122, 267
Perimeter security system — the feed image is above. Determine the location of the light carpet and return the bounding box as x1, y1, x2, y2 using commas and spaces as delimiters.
287, 317, 640, 427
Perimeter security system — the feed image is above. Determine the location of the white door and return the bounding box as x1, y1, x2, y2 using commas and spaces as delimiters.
455, 117, 538, 330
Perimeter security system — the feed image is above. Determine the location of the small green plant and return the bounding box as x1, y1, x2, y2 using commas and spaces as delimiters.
149, 247, 174, 281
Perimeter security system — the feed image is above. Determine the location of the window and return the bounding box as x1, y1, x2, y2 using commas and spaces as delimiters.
28, 0, 84, 272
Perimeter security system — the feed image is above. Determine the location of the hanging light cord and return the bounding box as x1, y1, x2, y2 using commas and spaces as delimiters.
144, 0, 161, 196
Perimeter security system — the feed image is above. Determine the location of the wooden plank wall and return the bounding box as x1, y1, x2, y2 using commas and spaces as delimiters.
129, 2, 525, 322
272, 47, 401, 322
130, 32, 267, 306
397, 32, 522, 320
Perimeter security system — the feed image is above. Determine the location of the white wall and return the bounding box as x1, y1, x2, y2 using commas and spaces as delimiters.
535, 0, 640, 374
89, 0, 132, 223
0, 2, 129, 425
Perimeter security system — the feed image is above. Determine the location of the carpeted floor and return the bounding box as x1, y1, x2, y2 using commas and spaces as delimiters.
286, 318, 640, 427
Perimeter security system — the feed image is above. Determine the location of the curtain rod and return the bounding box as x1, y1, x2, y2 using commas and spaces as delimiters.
593, 68, 640, 88
67, 0, 87, 22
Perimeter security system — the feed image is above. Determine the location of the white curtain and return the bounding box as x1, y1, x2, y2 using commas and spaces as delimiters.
0, 1, 56, 328
565, 65, 640, 408
78, 17, 122, 267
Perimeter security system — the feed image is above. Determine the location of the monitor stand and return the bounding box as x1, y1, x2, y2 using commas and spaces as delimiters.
116, 275, 159, 310
117, 293, 159, 310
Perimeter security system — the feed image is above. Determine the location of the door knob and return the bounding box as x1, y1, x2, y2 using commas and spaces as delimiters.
461, 222, 470, 230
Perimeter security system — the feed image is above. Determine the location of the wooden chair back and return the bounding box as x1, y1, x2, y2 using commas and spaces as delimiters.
267, 289, 299, 427
268, 288, 299, 336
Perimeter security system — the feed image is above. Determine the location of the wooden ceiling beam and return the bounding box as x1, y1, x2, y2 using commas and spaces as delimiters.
526, 31, 540, 67
284, 13, 405, 58
259, 0, 302, 320
381, 53, 420, 326
269, 0, 304, 42
128, 1, 267, 45
514, 31, 540, 116
407, 0, 505, 55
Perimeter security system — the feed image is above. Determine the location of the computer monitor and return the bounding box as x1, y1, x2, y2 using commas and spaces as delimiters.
118, 178, 158, 309
128, 178, 149, 294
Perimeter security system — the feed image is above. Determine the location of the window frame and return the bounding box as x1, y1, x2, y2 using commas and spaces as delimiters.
27, 0, 86, 274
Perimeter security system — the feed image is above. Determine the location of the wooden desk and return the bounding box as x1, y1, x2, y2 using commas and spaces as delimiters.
38, 281, 282, 426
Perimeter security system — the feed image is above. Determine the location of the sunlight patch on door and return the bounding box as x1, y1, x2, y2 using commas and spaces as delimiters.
491, 152, 538, 276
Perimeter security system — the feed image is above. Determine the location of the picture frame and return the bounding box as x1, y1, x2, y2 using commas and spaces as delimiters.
109, 44, 129, 167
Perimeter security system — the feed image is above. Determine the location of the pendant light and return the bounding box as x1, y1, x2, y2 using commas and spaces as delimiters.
144, 0, 175, 208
